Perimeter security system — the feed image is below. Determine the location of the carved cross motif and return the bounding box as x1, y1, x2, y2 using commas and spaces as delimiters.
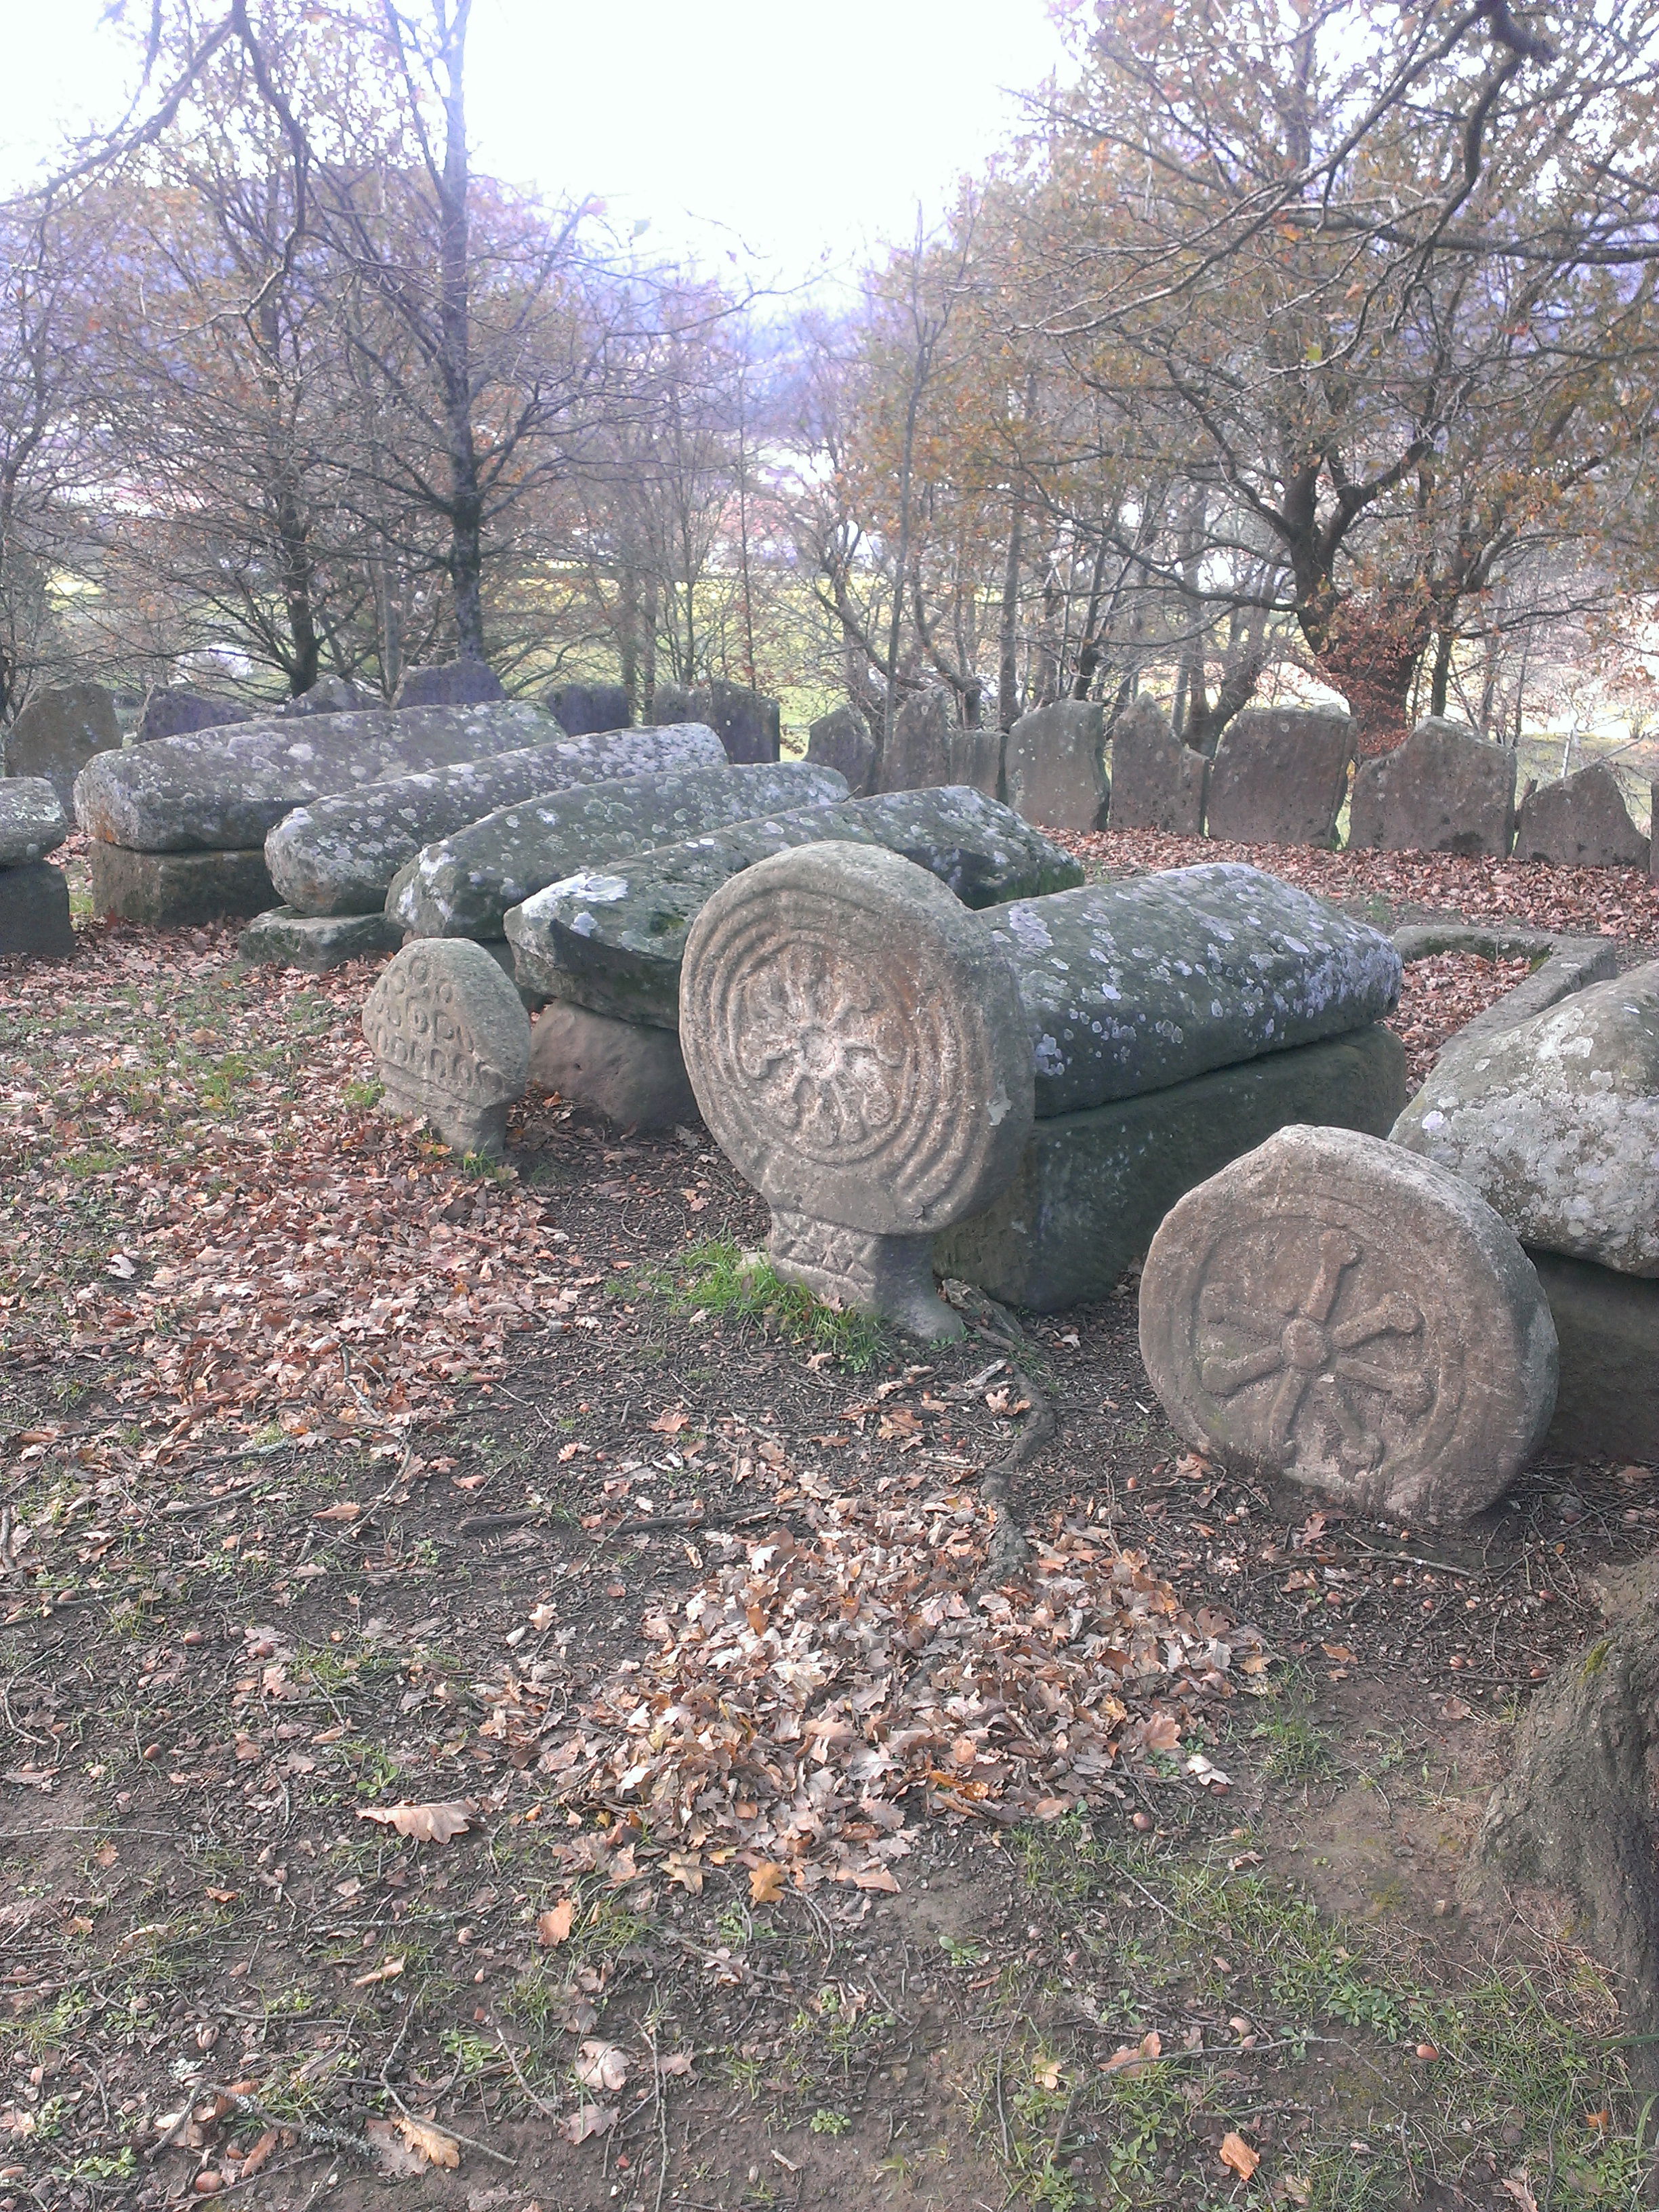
1197, 1227, 1433, 1473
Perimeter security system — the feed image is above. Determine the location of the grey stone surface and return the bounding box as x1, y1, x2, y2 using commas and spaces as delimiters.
1393, 960, 1659, 1275
90, 843, 276, 926
394, 760, 846, 942
1393, 924, 1619, 1059
1349, 716, 1517, 856
947, 726, 1004, 800
878, 691, 950, 794
1138, 1124, 1559, 1523
76, 702, 553, 852
391, 658, 506, 709
136, 688, 256, 745
983, 861, 1402, 1118
7, 684, 121, 808
806, 705, 876, 797
266, 722, 725, 916
1515, 761, 1650, 869
529, 997, 699, 1131
771, 1212, 966, 1343
544, 682, 630, 737
0, 779, 67, 864
1004, 700, 1109, 832
1107, 697, 1206, 833
362, 939, 531, 1158
650, 683, 693, 725
1653, 781, 1658, 880
937, 1025, 1406, 1311
0, 863, 75, 957
239, 905, 403, 971
695, 679, 780, 766
277, 674, 375, 716
1204, 707, 1355, 848
1530, 1250, 1659, 1465
508, 786, 1082, 1026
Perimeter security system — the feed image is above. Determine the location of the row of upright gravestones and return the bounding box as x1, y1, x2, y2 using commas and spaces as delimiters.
1, 661, 1654, 1519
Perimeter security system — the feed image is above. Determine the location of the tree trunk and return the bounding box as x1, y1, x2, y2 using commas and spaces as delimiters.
1429, 629, 1455, 718
432, 0, 486, 661
997, 493, 1023, 731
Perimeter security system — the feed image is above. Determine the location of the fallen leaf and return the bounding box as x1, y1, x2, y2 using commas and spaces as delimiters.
537, 1898, 575, 1946
559, 2104, 617, 2145
650, 1408, 689, 1435
365, 2116, 426, 2177
351, 1955, 406, 1987
1219, 2131, 1259, 2180
658, 2049, 695, 2078
1501, 2177, 1539, 2212
393, 2113, 460, 2168
312, 1502, 361, 1523
1102, 2030, 1162, 2077
356, 1801, 472, 1843
749, 1860, 787, 1905
1320, 1643, 1357, 1663
240, 2128, 279, 2177
1033, 2057, 1063, 2091
665, 1851, 704, 1894
576, 2039, 630, 2093
106, 1252, 136, 1280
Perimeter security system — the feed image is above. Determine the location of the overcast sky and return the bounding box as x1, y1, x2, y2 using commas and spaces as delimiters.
5, 0, 1071, 283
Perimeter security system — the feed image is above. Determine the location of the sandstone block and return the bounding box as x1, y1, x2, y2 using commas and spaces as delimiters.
877, 691, 950, 794
391, 658, 506, 709
544, 682, 630, 736
0, 779, 67, 864
76, 702, 553, 851
1138, 1124, 1558, 1523
136, 687, 256, 745
1204, 707, 1355, 847
239, 905, 403, 971
937, 1025, 1406, 1310
529, 998, 699, 1131
0, 863, 75, 957
394, 760, 846, 942
806, 704, 876, 797
1107, 697, 1206, 833
1530, 1250, 1659, 1465
7, 684, 121, 808
946, 726, 1004, 800
266, 722, 725, 916
695, 679, 780, 765
1349, 716, 1516, 855
1514, 761, 1649, 869
90, 844, 275, 926
362, 939, 530, 1158
1393, 960, 1659, 1275
1004, 699, 1108, 831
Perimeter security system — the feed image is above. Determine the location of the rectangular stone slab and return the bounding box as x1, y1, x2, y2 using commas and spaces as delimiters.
0, 862, 75, 957
90, 844, 277, 926
934, 1023, 1406, 1310
506, 786, 1084, 1027
266, 722, 728, 916
1529, 1249, 1659, 1465
75, 702, 555, 852
983, 861, 1401, 1118
393, 760, 849, 943
239, 906, 404, 971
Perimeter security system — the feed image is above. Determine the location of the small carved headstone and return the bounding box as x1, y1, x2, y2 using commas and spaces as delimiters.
1138, 1124, 1558, 1523
361, 940, 531, 1158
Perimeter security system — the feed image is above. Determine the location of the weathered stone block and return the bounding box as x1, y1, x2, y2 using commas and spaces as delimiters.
239, 905, 403, 971
362, 939, 530, 1158
0, 779, 67, 864
392, 658, 506, 709
937, 1024, 1406, 1311
7, 684, 121, 808
266, 722, 725, 916
76, 703, 553, 851
1393, 960, 1659, 1275
136, 687, 256, 745
1530, 1249, 1659, 1465
695, 679, 780, 765
1004, 700, 1108, 831
0, 862, 75, 957
544, 682, 629, 737
529, 998, 699, 1131
1138, 1124, 1559, 1523
877, 691, 950, 794
395, 760, 846, 942
1349, 716, 1516, 856
509, 786, 1080, 1025
1393, 924, 1618, 1057
806, 704, 876, 797
946, 726, 1004, 800
90, 843, 276, 926
982, 861, 1402, 1118
1204, 707, 1355, 848
1107, 697, 1206, 833
1515, 760, 1649, 869
276, 674, 375, 716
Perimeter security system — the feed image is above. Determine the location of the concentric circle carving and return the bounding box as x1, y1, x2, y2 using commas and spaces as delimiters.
680, 842, 1034, 1235
1139, 1125, 1558, 1524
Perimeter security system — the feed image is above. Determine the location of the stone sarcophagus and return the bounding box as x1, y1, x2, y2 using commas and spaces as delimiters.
679, 844, 1407, 1337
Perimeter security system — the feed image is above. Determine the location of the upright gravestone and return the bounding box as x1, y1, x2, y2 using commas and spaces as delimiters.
1003, 700, 1109, 832
1204, 706, 1355, 848
877, 691, 951, 794
1107, 697, 1207, 834
279, 674, 375, 717
136, 687, 256, 745
806, 704, 877, 797
1513, 761, 1650, 869
361, 939, 531, 1158
392, 658, 507, 710
650, 682, 694, 725
545, 682, 630, 737
1349, 716, 1517, 856
0, 779, 74, 957
699, 679, 781, 765
947, 726, 1004, 800
6, 684, 122, 808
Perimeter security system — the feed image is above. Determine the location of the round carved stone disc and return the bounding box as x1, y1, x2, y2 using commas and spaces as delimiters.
1139, 1125, 1559, 1524
679, 840, 1036, 1236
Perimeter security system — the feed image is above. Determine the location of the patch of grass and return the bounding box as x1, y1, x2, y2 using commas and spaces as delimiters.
654, 1238, 885, 1370
342, 1077, 384, 1109
1250, 1704, 1341, 1784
